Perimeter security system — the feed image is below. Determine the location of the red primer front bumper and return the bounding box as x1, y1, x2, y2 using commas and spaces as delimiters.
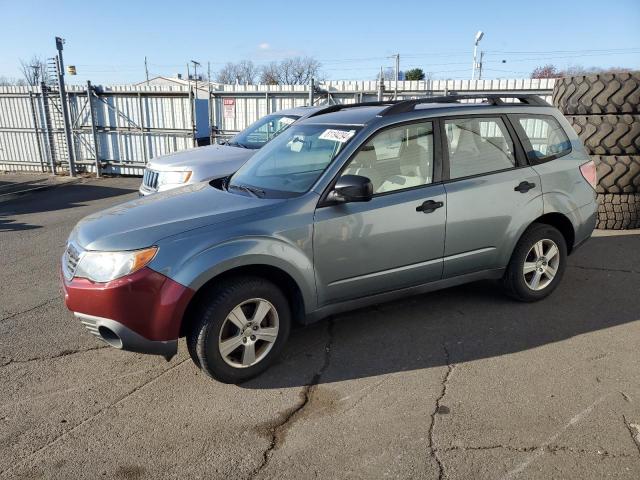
62, 267, 195, 341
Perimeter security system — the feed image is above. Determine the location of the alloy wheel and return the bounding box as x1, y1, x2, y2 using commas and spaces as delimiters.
218, 298, 279, 368
523, 239, 560, 291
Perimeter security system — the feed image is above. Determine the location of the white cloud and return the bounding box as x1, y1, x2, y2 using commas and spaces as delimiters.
258, 43, 270, 50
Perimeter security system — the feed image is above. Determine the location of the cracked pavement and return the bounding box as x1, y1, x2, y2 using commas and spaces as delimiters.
1, 176, 639, 479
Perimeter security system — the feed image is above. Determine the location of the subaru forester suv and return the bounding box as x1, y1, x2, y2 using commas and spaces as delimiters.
62, 94, 597, 383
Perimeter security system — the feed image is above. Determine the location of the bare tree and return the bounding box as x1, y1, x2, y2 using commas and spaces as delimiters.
0, 76, 27, 86
532, 64, 633, 79
531, 64, 561, 79
259, 56, 322, 85
19, 55, 47, 86
259, 62, 281, 85
215, 60, 258, 84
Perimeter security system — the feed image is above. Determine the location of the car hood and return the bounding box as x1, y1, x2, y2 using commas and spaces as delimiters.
71, 182, 281, 251
147, 144, 255, 180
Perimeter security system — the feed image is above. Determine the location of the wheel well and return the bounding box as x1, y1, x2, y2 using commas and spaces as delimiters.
532, 213, 576, 254
179, 265, 306, 337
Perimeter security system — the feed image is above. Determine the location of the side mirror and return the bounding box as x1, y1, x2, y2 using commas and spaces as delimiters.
327, 174, 373, 203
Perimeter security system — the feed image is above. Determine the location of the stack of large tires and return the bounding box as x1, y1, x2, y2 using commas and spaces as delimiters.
552, 72, 640, 229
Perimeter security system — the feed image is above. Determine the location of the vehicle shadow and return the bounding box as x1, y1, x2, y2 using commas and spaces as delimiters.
243, 237, 640, 389
0, 182, 138, 232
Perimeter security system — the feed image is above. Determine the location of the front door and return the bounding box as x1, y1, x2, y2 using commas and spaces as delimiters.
313, 120, 446, 305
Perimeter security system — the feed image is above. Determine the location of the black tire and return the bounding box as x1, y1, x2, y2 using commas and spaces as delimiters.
596, 193, 640, 229
187, 276, 291, 383
566, 114, 640, 156
552, 72, 640, 115
594, 155, 640, 194
502, 224, 568, 302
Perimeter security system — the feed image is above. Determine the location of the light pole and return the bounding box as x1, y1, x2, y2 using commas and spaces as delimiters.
388, 53, 400, 99
471, 30, 484, 80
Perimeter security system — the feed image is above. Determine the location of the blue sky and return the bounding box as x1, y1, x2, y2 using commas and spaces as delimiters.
0, 0, 639, 84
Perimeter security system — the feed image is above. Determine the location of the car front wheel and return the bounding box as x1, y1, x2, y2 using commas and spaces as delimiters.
503, 223, 568, 302
187, 277, 291, 383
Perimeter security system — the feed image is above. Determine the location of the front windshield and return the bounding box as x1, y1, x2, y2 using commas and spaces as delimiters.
229, 124, 361, 198
229, 114, 300, 149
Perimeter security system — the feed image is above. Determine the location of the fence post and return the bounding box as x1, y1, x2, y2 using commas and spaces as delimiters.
28, 91, 46, 173
137, 91, 148, 164
86, 81, 100, 177
189, 86, 197, 147
308, 77, 314, 106
40, 82, 56, 175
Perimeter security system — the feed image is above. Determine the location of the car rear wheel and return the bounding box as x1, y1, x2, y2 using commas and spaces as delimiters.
502, 224, 567, 302
187, 277, 291, 383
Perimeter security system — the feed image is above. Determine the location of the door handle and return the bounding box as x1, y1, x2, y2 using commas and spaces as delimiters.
514, 181, 536, 193
416, 200, 444, 214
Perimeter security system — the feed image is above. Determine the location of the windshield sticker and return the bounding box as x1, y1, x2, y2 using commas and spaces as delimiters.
289, 135, 306, 152
279, 116, 296, 125
319, 129, 356, 143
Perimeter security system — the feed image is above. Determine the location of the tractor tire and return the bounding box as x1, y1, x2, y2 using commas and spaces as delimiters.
596, 193, 640, 230
566, 114, 640, 156
594, 155, 640, 194
552, 72, 640, 115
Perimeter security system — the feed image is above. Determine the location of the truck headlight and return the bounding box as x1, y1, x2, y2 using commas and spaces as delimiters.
74, 247, 158, 283
157, 170, 192, 187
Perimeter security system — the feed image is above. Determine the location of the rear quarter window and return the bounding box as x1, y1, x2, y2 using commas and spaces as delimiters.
511, 114, 571, 162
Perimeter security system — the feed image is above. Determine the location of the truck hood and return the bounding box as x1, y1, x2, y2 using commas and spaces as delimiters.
147, 144, 255, 181
71, 182, 281, 251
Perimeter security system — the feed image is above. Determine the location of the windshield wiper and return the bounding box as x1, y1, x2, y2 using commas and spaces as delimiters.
229, 183, 265, 198
226, 141, 248, 149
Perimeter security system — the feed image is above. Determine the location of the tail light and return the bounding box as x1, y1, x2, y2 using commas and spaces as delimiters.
579, 160, 597, 190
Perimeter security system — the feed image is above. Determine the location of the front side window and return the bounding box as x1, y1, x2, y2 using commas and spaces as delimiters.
230, 114, 299, 149
342, 121, 434, 194
513, 115, 571, 161
445, 117, 516, 179
229, 124, 360, 197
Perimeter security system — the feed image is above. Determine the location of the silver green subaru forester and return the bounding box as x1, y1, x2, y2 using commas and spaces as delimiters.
62, 94, 597, 383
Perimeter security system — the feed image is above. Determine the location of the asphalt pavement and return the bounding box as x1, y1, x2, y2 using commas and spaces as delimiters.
1, 176, 639, 479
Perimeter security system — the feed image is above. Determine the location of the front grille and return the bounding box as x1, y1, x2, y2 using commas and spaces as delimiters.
142, 168, 159, 190
62, 243, 83, 280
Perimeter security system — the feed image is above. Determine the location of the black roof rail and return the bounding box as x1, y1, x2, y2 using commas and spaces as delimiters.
306, 100, 401, 118
378, 93, 549, 116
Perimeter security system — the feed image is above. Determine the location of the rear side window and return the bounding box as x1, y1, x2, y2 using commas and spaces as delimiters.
513, 115, 571, 162
445, 117, 516, 179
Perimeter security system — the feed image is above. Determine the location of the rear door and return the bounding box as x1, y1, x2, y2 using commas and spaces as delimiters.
441, 115, 543, 277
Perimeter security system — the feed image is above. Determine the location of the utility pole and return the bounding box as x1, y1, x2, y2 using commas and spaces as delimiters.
191, 60, 201, 95
478, 51, 484, 80
55, 36, 76, 177
144, 56, 149, 85
378, 66, 384, 101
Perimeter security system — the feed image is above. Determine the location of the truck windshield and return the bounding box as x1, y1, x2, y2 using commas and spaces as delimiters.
229, 114, 300, 149
228, 124, 361, 198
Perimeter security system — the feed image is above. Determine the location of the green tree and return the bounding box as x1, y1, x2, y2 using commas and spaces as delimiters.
404, 68, 426, 81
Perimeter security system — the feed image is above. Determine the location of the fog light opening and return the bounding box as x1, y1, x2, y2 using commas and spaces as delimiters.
98, 326, 123, 349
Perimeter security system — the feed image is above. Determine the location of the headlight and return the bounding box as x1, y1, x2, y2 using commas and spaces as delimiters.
157, 170, 192, 187
74, 247, 158, 283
